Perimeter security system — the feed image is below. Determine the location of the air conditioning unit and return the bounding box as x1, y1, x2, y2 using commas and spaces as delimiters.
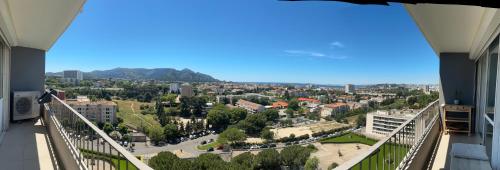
12, 91, 40, 121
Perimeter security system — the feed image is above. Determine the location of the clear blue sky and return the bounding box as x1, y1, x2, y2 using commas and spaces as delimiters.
46, 0, 438, 85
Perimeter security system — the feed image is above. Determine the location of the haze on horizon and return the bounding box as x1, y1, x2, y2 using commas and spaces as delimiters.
46, 0, 438, 85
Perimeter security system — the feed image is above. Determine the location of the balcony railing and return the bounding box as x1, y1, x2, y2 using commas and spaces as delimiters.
44, 94, 153, 170
335, 100, 440, 170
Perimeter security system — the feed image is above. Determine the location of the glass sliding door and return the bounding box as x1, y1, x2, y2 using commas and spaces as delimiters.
0, 39, 3, 133
476, 52, 487, 136
485, 37, 498, 159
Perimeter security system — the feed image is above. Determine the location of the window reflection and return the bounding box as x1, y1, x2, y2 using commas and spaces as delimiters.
486, 38, 498, 119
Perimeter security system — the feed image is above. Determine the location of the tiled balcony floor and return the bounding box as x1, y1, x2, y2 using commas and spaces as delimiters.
431, 132, 482, 170
0, 118, 58, 170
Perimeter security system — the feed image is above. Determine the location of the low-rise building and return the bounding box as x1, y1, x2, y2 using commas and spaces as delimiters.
236, 99, 265, 114
321, 102, 350, 117
272, 101, 288, 109
365, 110, 416, 136
67, 97, 117, 124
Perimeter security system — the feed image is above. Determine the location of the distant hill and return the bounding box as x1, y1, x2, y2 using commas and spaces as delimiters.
46, 68, 219, 82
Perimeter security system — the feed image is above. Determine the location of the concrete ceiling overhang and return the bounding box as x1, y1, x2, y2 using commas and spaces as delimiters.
0, 0, 86, 51
405, 4, 500, 60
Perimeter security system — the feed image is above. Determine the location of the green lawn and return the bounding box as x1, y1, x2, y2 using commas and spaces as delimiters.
80, 148, 139, 170
351, 142, 410, 170
320, 132, 378, 146
197, 141, 220, 150
114, 100, 160, 130
111, 158, 138, 170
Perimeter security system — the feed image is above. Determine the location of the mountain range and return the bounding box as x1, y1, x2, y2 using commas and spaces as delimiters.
46, 68, 219, 82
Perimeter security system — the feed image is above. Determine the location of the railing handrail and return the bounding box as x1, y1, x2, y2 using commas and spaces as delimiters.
49, 94, 153, 170
335, 99, 439, 170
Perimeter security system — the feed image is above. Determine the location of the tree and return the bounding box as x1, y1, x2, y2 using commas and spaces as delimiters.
206, 105, 230, 131
237, 113, 267, 135
149, 125, 165, 145
179, 96, 192, 117
117, 123, 129, 135
192, 97, 207, 116
122, 134, 131, 142
231, 152, 255, 168
161, 94, 178, 103
218, 127, 247, 144
148, 151, 180, 170
261, 109, 279, 122
260, 129, 274, 143
103, 123, 114, 134
229, 108, 248, 124
254, 149, 281, 170
288, 99, 300, 111
109, 131, 122, 140
280, 145, 313, 168
164, 124, 180, 142
305, 157, 319, 170
356, 114, 366, 128
192, 153, 228, 170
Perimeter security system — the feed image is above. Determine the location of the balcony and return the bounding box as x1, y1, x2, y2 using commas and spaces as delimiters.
0, 93, 152, 170
335, 100, 494, 170
335, 100, 442, 170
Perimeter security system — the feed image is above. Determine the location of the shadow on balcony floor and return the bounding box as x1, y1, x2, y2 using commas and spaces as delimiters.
0, 118, 58, 170
431, 132, 482, 170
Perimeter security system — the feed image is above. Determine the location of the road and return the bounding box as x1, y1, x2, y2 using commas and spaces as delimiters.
132, 134, 220, 157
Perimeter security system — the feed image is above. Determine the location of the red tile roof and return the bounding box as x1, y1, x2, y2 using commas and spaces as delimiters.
297, 98, 320, 103
272, 101, 288, 108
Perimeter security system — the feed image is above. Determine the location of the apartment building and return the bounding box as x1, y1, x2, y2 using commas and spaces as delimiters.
365, 110, 415, 135
320, 102, 350, 117
345, 84, 355, 94
180, 83, 194, 97
170, 83, 180, 93
66, 96, 117, 124
63, 70, 83, 85
236, 99, 265, 114
338, 4, 500, 170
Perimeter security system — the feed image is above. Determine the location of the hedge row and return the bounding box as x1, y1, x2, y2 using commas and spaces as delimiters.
276, 134, 310, 143
310, 126, 351, 137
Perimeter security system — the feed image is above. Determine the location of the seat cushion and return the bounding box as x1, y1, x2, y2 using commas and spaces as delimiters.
451, 143, 489, 161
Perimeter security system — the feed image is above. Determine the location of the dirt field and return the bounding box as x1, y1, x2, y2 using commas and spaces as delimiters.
271, 126, 312, 138
230, 142, 370, 170
311, 142, 371, 170
271, 122, 350, 139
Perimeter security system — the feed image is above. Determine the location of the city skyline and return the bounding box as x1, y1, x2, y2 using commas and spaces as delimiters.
46, 0, 438, 84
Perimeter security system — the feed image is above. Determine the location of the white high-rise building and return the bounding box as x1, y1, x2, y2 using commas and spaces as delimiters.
170, 83, 180, 93
345, 84, 355, 94
63, 70, 83, 84
366, 110, 415, 136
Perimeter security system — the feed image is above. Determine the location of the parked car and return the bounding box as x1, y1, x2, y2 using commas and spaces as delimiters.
207, 147, 214, 152
270, 144, 277, 148
201, 140, 207, 145
260, 144, 268, 148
